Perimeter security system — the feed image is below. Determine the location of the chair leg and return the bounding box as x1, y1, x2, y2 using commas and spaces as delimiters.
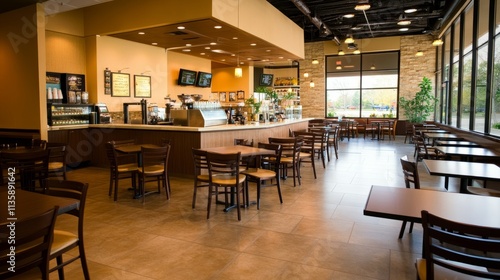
207, 184, 213, 219
79, 244, 90, 280
114, 174, 119, 202
56, 256, 65, 280
399, 221, 407, 239
236, 184, 241, 221
192, 181, 198, 209
409, 222, 414, 233
276, 176, 283, 204
256, 180, 261, 210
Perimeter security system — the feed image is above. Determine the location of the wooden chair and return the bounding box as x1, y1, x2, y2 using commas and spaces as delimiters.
381, 120, 397, 140
137, 145, 171, 203
269, 137, 303, 187
105, 140, 138, 201
413, 135, 443, 161
327, 125, 340, 159
191, 148, 210, 209
0, 206, 58, 280
308, 127, 330, 165
46, 142, 67, 180
241, 142, 283, 209
399, 155, 447, 239
234, 138, 254, 147
417, 210, 500, 280
32, 138, 47, 149
234, 138, 256, 168
404, 122, 414, 143
293, 131, 319, 179
1, 149, 50, 191
206, 151, 246, 221
45, 179, 90, 280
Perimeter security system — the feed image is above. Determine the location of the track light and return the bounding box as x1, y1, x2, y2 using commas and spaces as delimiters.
354, 1, 370, 11
397, 14, 411, 26
432, 38, 443, 46
345, 35, 355, 44
338, 49, 345, 56
312, 59, 319, 65
415, 50, 424, 57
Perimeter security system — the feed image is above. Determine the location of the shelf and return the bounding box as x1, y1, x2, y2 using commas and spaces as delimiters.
273, 85, 300, 88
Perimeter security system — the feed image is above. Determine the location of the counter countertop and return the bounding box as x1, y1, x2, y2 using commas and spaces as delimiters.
48, 118, 312, 132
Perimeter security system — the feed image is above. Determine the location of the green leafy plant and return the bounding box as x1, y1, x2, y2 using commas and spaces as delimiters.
493, 123, 500, 129
399, 77, 437, 123
245, 96, 262, 114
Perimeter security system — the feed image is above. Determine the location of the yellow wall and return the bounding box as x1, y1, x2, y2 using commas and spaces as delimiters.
45, 31, 86, 74
0, 4, 46, 137
212, 66, 253, 100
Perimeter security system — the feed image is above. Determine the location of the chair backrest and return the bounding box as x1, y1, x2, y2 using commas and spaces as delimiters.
400, 155, 420, 189
105, 140, 136, 169
32, 138, 47, 149
1, 149, 51, 190
206, 152, 242, 182
257, 142, 282, 169
44, 179, 89, 236
268, 137, 302, 162
412, 135, 431, 158
46, 143, 67, 167
141, 146, 170, 173
292, 131, 318, 152
161, 138, 171, 147
421, 210, 500, 280
192, 148, 208, 176
0, 206, 59, 279
234, 138, 254, 147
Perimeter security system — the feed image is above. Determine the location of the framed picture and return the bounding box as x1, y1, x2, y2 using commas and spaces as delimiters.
104, 69, 111, 95
219, 92, 226, 102
237, 90, 245, 100
134, 75, 151, 98
111, 72, 130, 97
229, 91, 236, 102
209, 92, 218, 101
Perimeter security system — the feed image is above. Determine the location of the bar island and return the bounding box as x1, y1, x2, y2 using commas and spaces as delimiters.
48, 119, 310, 177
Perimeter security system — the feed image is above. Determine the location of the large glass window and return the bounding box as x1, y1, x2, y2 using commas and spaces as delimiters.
475, 44, 488, 132
325, 52, 399, 118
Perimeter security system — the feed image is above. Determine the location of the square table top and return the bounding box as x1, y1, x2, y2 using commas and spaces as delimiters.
201, 145, 271, 157
435, 140, 480, 147
1, 189, 79, 221
363, 185, 500, 227
422, 159, 500, 181
423, 132, 460, 139
435, 146, 500, 158
114, 144, 160, 154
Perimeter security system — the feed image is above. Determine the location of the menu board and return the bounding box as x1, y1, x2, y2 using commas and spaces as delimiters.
111, 72, 130, 97
134, 75, 151, 98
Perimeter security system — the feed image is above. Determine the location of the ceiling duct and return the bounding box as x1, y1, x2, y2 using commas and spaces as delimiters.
290, 0, 340, 44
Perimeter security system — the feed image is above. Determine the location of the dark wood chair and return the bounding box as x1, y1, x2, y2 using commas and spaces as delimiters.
105, 140, 138, 201
191, 148, 210, 209
417, 210, 500, 280
45, 179, 90, 280
1, 149, 50, 191
269, 137, 303, 187
46, 142, 67, 180
206, 151, 246, 221
399, 155, 447, 239
293, 131, 319, 179
0, 206, 59, 280
137, 145, 171, 203
241, 142, 283, 209
413, 135, 443, 161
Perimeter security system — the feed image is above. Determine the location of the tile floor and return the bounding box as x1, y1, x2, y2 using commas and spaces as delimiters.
49, 136, 459, 280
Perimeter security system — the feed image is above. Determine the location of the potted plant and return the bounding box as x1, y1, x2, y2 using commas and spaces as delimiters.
399, 77, 437, 123
245, 96, 262, 121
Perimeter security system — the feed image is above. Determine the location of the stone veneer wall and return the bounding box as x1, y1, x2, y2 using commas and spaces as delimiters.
299, 35, 436, 120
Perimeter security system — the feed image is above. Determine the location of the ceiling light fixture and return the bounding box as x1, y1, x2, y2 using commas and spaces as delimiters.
415, 50, 424, 56
432, 38, 444, 46
312, 59, 319, 65
214, 25, 222, 29
303, 72, 309, 78
344, 14, 355, 18
354, 1, 371, 11
336, 65, 342, 70
397, 14, 411, 26
338, 49, 345, 56
404, 8, 417, 13
353, 49, 361, 54
138, 32, 145, 35
177, 26, 185, 30
309, 80, 315, 87
345, 35, 355, 44
370, 64, 376, 70
399, 27, 409, 31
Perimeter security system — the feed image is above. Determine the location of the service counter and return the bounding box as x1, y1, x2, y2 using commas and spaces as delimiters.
48, 119, 310, 177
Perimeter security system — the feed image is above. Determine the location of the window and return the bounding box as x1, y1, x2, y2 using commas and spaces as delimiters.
325, 52, 399, 118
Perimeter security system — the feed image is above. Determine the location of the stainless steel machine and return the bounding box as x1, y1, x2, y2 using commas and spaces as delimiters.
171, 94, 227, 127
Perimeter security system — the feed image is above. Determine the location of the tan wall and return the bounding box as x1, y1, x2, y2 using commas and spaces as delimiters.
299, 35, 436, 119
166, 51, 213, 100
45, 31, 86, 74
0, 4, 47, 137
212, 66, 253, 99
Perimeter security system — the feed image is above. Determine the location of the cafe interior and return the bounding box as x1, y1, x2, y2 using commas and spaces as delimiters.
1, 0, 500, 279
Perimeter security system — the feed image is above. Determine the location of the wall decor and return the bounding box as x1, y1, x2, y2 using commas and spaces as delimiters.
209, 92, 218, 101
219, 92, 227, 102
111, 72, 130, 97
237, 90, 245, 100
134, 75, 151, 98
104, 69, 111, 95
229, 91, 236, 102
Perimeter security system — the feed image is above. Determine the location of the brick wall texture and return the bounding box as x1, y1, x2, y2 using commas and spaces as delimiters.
299, 35, 436, 119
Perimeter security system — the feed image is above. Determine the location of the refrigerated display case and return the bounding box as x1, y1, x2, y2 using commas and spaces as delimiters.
47, 104, 93, 126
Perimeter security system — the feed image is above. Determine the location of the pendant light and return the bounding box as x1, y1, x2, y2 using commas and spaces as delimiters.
432, 38, 443, 46
234, 55, 242, 78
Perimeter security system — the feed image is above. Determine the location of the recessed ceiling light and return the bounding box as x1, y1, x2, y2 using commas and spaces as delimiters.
151, 42, 157, 45
182, 49, 191, 52
200, 53, 205, 55
336, 65, 342, 70
405, 8, 417, 13
232, 37, 238, 40
279, 56, 284, 59
210, 42, 217, 45
354, 3, 370, 11
177, 26, 185, 30
205, 47, 211, 49
138, 32, 145, 35
221, 59, 226, 61
351, 25, 362, 30
353, 49, 360, 54
399, 27, 409, 31
185, 44, 192, 47
250, 43, 257, 46
344, 14, 355, 18
247, 57, 252, 60
266, 49, 271, 52
214, 25, 222, 29
211, 49, 223, 53
231, 54, 235, 56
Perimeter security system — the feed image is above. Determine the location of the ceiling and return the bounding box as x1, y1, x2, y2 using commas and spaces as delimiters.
1, 0, 462, 68
267, 0, 460, 43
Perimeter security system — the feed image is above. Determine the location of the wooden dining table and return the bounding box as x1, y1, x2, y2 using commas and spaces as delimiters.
434, 146, 500, 162
423, 159, 500, 193
434, 140, 480, 147
0, 189, 79, 222
423, 132, 464, 146
364, 185, 500, 228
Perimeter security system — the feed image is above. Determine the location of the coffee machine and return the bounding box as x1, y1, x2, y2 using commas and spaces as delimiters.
123, 99, 147, 124
94, 103, 111, 124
